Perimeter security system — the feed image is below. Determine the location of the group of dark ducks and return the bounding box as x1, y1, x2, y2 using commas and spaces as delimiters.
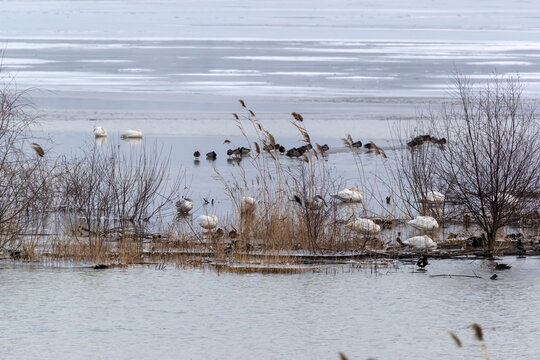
192, 138, 388, 161
407, 134, 447, 147
194, 143, 331, 161
194, 133, 443, 161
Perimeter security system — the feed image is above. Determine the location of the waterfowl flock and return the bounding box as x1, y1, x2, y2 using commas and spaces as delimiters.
92, 126, 400, 167
88, 126, 501, 254
407, 134, 446, 147
179, 189, 449, 252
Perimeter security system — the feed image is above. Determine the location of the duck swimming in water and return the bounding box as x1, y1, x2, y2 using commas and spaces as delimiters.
286, 148, 302, 157
206, 151, 217, 160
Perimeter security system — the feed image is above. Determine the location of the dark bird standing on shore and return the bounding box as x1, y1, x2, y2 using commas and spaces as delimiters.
466, 235, 483, 248
194, 151, 200, 158
396, 232, 404, 246
416, 255, 429, 270
517, 238, 525, 257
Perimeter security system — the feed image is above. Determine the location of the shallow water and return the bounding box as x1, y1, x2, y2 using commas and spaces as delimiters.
1, 2, 539, 358
1, 258, 539, 359
3, 0, 538, 221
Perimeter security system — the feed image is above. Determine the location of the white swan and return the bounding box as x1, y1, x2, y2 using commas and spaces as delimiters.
241, 196, 257, 215
346, 218, 381, 235
176, 198, 194, 214
93, 126, 107, 137
197, 214, 218, 230
404, 235, 437, 249
408, 215, 439, 231
331, 187, 363, 203
425, 190, 445, 204
121, 129, 143, 139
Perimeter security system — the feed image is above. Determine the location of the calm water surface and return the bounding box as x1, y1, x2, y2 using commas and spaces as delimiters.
2, 2, 540, 358
1, 258, 538, 359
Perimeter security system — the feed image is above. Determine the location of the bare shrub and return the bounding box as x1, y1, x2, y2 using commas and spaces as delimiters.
390, 121, 448, 220
56, 141, 185, 261
431, 75, 540, 252
0, 80, 56, 255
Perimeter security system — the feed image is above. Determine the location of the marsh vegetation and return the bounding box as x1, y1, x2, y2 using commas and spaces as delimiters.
0, 75, 538, 270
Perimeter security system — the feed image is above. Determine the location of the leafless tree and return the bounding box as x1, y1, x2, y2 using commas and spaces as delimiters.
432, 75, 540, 253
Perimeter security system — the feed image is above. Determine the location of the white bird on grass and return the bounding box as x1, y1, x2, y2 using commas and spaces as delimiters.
176, 198, 194, 214
408, 215, 439, 231
425, 190, 445, 204
332, 187, 363, 203
121, 129, 143, 139
346, 218, 381, 235
241, 196, 257, 215
197, 214, 218, 230
93, 126, 107, 137
404, 235, 437, 250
